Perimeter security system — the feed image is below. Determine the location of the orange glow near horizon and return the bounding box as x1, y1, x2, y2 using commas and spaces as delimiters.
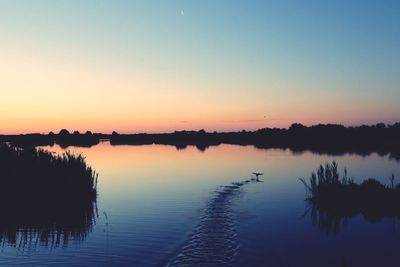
1, 42, 399, 135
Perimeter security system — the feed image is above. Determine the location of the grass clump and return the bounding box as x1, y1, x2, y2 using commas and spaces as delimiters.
300, 161, 400, 234
0, 143, 98, 248
299, 161, 355, 199
0, 143, 97, 197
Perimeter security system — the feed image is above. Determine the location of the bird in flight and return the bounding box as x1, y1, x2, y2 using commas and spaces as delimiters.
252, 172, 264, 182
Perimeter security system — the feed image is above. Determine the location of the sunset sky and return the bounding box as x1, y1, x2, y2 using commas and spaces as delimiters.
1, 0, 399, 134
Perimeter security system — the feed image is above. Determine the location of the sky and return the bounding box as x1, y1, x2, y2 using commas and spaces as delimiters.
0, 0, 399, 134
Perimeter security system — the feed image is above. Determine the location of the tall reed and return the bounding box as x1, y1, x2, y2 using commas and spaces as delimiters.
0, 143, 98, 248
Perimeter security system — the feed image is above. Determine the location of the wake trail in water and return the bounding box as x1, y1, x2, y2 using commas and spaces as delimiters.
167, 179, 258, 267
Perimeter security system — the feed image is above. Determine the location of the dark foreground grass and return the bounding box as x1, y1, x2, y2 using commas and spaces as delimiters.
300, 162, 400, 234
0, 144, 98, 248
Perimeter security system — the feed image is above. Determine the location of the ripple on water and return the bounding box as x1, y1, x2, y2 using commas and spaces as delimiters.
167, 180, 252, 267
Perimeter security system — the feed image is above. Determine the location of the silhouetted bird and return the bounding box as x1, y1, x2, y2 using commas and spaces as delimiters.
252, 172, 264, 182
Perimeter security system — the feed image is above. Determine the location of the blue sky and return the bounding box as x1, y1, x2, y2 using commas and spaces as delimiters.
0, 0, 399, 133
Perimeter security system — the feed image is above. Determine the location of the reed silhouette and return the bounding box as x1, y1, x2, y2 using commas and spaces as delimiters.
300, 162, 400, 235
0, 144, 98, 249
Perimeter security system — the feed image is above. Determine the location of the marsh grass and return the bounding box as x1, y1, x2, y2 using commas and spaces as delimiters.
299, 161, 355, 198
0, 143, 97, 196
0, 144, 98, 248
300, 161, 400, 234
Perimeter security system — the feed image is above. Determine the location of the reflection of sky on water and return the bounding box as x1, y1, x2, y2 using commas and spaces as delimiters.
1, 143, 399, 266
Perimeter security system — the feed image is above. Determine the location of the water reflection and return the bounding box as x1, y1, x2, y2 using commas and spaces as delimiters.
306, 201, 400, 236
0, 192, 97, 250
13, 143, 397, 267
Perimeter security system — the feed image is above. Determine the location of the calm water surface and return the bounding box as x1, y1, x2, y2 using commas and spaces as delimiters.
1, 143, 400, 266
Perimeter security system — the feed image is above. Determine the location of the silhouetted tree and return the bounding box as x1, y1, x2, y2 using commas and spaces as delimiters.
59, 129, 70, 136
289, 123, 306, 131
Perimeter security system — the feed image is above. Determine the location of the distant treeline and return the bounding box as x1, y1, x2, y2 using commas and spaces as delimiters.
0, 129, 106, 148
1, 122, 400, 157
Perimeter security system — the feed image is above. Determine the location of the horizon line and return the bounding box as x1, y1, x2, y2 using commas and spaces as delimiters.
1, 121, 398, 136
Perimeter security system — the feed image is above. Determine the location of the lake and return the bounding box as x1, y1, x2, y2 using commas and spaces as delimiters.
1, 142, 399, 267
